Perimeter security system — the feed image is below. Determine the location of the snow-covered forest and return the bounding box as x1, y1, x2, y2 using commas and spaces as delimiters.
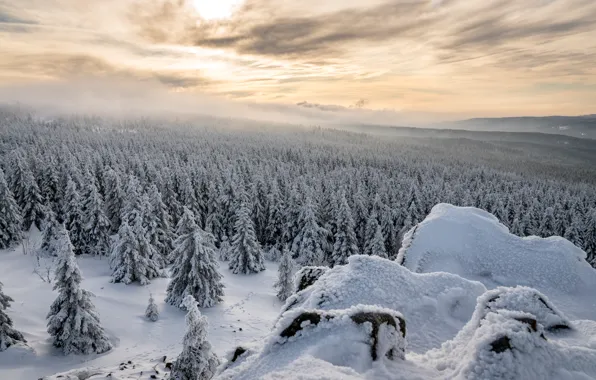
1, 108, 595, 266
1, 106, 595, 379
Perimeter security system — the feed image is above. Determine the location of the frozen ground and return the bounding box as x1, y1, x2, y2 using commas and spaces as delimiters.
0, 229, 282, 379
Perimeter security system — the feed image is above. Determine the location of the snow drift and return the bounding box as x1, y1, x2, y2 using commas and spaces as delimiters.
398, 203, 596, 320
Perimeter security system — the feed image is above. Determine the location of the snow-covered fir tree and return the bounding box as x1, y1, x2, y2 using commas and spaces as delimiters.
274, 247, 295, 301
363, 212, 381, 256
0, 281, 26, 351
81, 181, 111, 256
46, 225, 112, 354
19, 167, 45, 231
145, 293, 159, 322
584, 208, 596, 265
166, 208, 224, 308
0, 168, 22, 249
110, 213, 164, 285
365, 222, 388, 259
291, 196, 328, 266
539, 207, 556, 237
170, 295, 219, 380
39, 210, 59, 257
63, 177, 85, 255
218, 235, 232, 261
330, 193, 359, 266
146, 184, 174, 263
103, 168, 124, 234
229, 197, 265, 274
563, 215, 583, 249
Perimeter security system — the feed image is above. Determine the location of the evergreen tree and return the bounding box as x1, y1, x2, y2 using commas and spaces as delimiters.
274, 247, 295, 301
364, 222, 388, 259
291, 197, 328, 267
218, 235, 232, 261
264, 181, 285, 250
229, 198, 265, 274
363, 212, 381, 256
39, 210, 59, 256
583, 209, 596, 266
63, 177, 85, 255
146, 184, 174, 262
563, 215, 583, 249
0, 169, 22, 249
166, 208, 224, 308
145, 294, 159, 322
330, 193, 359, 266
510, 216, 524, 237
81, 182, 111, 256
170, 295, 219, 380
539, 207, 557, 237
109, 213, 164, 285
0, 281, 26, 351
20, 168, 46, 231
103, 169, 124, 234
46, 225, 112, 354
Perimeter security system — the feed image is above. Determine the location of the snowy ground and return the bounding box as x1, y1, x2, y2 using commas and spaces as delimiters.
0, 230, 282, 379
3, 205, 596, 379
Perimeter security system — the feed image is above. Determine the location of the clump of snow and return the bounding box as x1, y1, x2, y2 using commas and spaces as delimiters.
282, 255, 486, 352
398, 203, 596, 319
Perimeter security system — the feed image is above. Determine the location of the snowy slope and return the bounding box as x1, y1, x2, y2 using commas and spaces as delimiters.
217, 257, 596, 380
398, 203, 596, 320
0, 232, 282, 379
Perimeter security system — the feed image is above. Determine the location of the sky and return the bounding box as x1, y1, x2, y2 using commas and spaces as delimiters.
0, 0, 595, 122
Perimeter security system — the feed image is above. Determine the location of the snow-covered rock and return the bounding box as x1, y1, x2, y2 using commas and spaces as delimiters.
282, 255, 487, 353
397, 203, 596, 319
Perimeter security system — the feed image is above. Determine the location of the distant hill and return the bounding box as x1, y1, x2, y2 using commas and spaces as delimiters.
432, 115, 596, 139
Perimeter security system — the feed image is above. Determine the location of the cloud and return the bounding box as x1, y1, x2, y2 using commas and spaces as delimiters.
0, 52, 213, 88
129, 0, 596, 78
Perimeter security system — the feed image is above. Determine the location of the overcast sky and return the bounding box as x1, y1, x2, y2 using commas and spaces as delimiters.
1, 0, 595, 121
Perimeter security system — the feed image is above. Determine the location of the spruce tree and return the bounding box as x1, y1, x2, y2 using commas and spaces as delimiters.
563, 215, 583, 249
539, 206, 556, 237
218, 235, 232, 261
365, 222, 388, 259
109, 213, 164, 285
583, 209, 596, 266
0, 281, 26, 351
291, 196, 328, 267
363, 212, 381, 256
46, 225, 112, 354
145, 294, 159, 322
103, 169, 124, 234
166, 208, 224, 308
0, 169, 22, 249
20, 168, 46, 231
81, 181, 111, 256
229, 198, 265, 274
171, 295, 219, 380
330, 193, 359, 266
146, 184, 174, 263
39, 210, 59, 256
274, 247, 295, 301
63, 177, 85, 255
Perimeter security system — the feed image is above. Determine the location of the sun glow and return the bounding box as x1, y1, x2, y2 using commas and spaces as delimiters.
192, 0, 243, 20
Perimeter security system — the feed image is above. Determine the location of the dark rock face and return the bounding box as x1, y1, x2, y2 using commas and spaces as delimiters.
278, 309, 407, 362
231, 347, 247, 363
280, 312, 324, 338
350, 311, 407, 361
490, 336, 512, 353
294, 267, 328, 293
